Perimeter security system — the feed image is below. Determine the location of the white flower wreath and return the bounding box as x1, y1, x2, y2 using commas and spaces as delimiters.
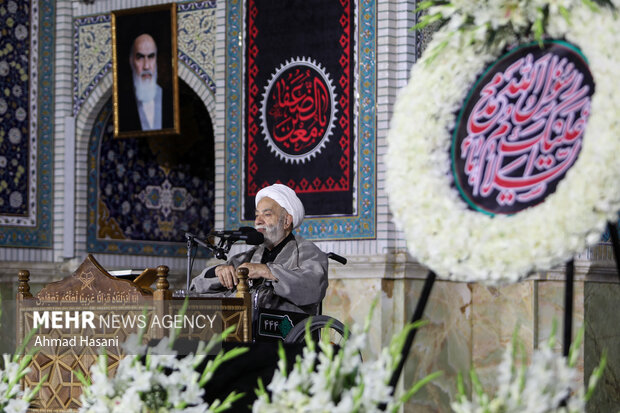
387, 0, 620, 283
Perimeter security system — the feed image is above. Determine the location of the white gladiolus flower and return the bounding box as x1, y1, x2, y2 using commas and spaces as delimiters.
79, 324, 246, 413
1, 350, 42, 413
253, 303, 441, 413
452, 325, 606, 413
4, 398, 29, 413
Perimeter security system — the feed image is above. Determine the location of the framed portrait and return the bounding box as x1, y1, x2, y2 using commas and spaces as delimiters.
111, 4, 180, 138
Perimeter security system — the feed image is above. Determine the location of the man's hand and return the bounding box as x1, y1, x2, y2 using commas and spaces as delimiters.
215, 265, 238, 290
238, 263, 278, 281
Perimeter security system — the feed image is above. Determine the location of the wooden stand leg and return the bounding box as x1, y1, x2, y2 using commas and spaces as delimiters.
384, 270, 436, 405
563, 259, 574, 358
607, 221, 620, 282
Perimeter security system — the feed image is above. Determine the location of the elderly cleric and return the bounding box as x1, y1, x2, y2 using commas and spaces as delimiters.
190, 184, 328, 315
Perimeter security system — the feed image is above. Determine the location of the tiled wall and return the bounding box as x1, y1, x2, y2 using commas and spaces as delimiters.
0, 0, 409, 268
0, 1, 618, 411
0, 0, 54, 256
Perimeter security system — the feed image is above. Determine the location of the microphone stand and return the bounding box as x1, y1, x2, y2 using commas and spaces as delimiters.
184, 232, 234, 293
186, 234, 193, 293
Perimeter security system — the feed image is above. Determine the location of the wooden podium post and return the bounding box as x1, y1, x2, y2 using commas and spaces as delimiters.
236, 267, 252, 342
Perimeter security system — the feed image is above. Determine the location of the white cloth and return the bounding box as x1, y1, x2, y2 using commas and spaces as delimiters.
255, 184, 305, 229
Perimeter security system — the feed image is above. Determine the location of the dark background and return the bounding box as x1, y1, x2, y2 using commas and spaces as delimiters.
244, 0, 356, 219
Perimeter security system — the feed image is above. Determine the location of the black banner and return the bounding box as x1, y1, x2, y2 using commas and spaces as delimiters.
244, 0, 355, 219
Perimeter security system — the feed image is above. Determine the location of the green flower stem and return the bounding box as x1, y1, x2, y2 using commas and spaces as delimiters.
212, 391, 245, 413
74, 368, 92, 387
277, 341, 287, 378
411, 12, 443, 31
12, 325, 40, 364
254, 377, 269, 401
582, 0, 602, 11
22, 373, 48, 403
568, 326, 585, 368
456, 372, 466, 398
396, 370, 443, 410
198, 346, 249, 387
533, 7, 546, 47
414, 0, 443, 13
585, 350, 607, 401
169, 297, 190, 348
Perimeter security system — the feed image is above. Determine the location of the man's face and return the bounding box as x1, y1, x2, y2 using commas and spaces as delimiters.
130, 34, 157, 81
255, 197, 291, 248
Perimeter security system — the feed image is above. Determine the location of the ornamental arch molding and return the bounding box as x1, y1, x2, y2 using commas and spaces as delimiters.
73, 67, 216, 261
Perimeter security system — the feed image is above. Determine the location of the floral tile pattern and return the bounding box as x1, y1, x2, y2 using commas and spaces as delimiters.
0, 0, 53, 247
87, 100, 215, 256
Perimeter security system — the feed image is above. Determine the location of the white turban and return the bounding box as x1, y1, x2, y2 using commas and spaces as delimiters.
255, 183, 305, 229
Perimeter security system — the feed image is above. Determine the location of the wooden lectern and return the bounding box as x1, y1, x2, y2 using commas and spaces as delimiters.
16, 254, 252, 412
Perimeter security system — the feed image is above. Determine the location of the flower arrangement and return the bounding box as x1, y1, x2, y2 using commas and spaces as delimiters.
386, 0, 620, 283
451, 324, 606, 413
0, 303, 45, 413
0, 352, 45, 413
253, 304, 442, 412
78, 312, 248, 413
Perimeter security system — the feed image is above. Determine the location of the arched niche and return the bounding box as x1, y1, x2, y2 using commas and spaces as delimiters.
74, 68, 216, 258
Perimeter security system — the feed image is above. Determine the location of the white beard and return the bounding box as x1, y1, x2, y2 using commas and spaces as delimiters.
256, 216, 287, 249
133, 69, 158, 103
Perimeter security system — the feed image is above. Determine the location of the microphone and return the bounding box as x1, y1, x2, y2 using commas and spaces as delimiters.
184, 232, 210, 249
211, 226, 264, 245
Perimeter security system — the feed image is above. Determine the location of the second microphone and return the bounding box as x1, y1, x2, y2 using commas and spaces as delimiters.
210, 226, 264, 245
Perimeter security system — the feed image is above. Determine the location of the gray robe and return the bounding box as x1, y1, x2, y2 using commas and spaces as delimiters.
190, 234, 328, 315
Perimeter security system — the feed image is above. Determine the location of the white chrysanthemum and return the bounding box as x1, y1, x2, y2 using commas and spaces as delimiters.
387, 0, 620, 284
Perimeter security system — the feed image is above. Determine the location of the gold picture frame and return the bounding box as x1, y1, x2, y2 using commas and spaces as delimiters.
111, 3, 180, 138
